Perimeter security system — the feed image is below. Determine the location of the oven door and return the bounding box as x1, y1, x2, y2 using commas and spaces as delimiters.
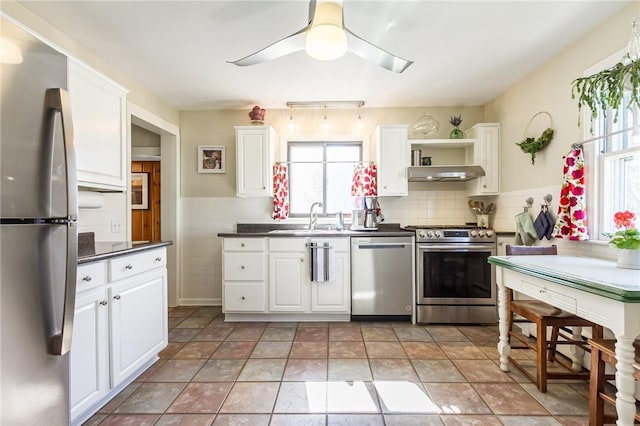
417, 243, 496, 305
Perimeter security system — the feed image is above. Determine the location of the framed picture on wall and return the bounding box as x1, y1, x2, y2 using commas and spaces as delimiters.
131, 172, 149, 209
198, 145, 225, 173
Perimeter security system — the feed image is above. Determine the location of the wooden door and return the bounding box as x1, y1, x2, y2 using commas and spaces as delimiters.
131, 161, 160, 241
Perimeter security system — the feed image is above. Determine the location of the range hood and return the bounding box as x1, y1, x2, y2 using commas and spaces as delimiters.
407, 165, 485, 182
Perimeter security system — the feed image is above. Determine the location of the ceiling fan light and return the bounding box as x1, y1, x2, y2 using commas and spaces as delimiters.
306, 25, 347, 61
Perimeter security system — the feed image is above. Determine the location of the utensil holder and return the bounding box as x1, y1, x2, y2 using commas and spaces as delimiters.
477, 214, 489, 228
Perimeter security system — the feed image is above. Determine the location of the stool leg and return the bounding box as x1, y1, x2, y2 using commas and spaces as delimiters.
589, 345, 605, 426
537, 320, 547, 393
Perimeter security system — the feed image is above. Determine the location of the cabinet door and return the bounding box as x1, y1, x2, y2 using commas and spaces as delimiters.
269, 253, 307, 312
310, 251, 350, 312
70, 287, 109, 422
69, 60, 127, 190
109, 270, 167, 386
376, 126, 409, 196
235, 126, 273, 197
467, 123, 500, 196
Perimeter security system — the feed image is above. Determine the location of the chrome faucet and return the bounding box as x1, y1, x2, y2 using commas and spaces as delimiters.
308, 202, 323, 230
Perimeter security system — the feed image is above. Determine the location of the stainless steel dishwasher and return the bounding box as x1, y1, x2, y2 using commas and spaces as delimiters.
350, 236, 414, 320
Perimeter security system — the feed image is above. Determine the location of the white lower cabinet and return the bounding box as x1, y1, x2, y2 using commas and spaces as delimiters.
269, 239, 307, 312
222, 237, 350, 317
70, 286, 109, 421
71, 247, 168, 425
109, 270, 167, 386
310, 249, 350, 313
222, 238, 266, 313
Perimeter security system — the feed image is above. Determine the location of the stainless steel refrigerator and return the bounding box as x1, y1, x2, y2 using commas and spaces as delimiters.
1, 15, 78, 425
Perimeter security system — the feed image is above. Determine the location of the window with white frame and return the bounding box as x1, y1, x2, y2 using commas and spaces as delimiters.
583, 54, 640, 241
287, 141, 362, 216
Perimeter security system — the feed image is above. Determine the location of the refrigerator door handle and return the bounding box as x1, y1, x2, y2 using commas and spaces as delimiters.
46, 88, 78, 356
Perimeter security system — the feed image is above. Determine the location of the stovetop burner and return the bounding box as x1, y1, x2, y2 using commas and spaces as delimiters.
404, 224, 496, 243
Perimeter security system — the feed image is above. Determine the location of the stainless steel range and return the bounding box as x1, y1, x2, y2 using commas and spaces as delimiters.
405, 225, 497, 324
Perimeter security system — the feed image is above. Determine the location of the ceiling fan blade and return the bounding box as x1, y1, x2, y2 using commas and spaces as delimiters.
344, 27, 414, 73
227, 25, 310, 67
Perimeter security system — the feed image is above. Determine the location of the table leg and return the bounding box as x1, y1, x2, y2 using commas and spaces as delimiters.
614, 335, 637, 426
497, 282, 511, 372
568, 326, 585, 371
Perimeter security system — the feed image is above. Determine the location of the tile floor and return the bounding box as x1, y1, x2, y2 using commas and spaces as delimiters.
85, 306, 597, 426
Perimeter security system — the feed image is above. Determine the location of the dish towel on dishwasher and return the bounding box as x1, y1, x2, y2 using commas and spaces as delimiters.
309, 243, 334, 282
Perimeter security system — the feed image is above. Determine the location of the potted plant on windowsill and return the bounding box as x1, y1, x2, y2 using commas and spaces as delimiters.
603, 210, 640, 270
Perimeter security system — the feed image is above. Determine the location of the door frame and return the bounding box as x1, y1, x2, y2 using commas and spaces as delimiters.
127, 103, 181, 307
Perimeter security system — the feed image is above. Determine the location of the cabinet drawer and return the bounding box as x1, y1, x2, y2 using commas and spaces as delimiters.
77, 262, 106, 292
520, 278, 577, 314
224, 283, 265, 312
268, 238, 307, 252
108, 248, 166, 282
224, 252, 265, 281
224, 238, 264, 251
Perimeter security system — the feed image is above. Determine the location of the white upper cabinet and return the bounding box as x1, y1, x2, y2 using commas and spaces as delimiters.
68, 60, 127, 190
375, 125, 409, 196
466, 123, 500, 196
235, 125, 275, 197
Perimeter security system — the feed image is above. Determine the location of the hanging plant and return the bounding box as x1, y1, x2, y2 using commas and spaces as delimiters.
516, 111, 554, 165
571, 53, 640, 131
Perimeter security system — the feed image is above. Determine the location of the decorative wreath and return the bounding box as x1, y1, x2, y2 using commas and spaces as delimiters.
516, 111, 554, 165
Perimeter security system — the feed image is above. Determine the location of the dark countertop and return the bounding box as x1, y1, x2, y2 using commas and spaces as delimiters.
218, 223, 414, 238
78, 232, 173, 264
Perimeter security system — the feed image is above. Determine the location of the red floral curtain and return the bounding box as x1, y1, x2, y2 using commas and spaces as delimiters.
272, 164, 289, 220
351, 164, 377, 196
551, 148, 589, 240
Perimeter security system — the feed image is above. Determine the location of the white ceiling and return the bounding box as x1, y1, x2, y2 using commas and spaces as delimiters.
18, 0, 629, 110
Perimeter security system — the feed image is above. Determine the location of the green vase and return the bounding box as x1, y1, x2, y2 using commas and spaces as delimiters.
450, 127, 464, 139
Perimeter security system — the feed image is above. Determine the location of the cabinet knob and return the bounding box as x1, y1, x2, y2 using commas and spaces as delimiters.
241, 243, 245, 247
155, 257, 162, 262
241, 296, 246, 300
99, 300, 108, 306
483, 184, 487, 188
113, 294, 121, 300
498, 242, 504, 246
82, 275, 92, 282
125, 264, 133, 270
240, 265, 245, 269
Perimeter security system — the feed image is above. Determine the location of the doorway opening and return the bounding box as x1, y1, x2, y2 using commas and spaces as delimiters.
128, 103, 180, 307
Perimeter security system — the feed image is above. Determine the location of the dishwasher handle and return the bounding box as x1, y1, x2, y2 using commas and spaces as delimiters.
356, 243, 409, 249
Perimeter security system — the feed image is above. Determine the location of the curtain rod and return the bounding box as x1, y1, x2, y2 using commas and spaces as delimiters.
570, 126, 634, 150
275, 160, 374, 164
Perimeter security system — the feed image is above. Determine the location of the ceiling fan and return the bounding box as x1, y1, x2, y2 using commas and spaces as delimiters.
227, 0, 414, 73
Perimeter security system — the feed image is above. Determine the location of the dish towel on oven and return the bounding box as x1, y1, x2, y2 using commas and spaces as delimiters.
309, 243, 334, 282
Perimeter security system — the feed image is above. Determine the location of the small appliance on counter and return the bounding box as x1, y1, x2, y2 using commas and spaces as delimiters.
351, 196, 383, 231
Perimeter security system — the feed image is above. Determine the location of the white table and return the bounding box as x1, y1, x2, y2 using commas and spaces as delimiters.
489, 255, 640, 426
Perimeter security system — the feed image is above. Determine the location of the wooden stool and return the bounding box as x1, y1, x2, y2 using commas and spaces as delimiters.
588, 338, 640, 426
506, 244, 604, 393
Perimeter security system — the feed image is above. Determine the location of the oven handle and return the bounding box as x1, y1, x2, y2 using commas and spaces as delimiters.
417, 244, 495, 252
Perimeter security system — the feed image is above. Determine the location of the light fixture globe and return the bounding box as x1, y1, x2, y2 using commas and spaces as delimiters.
306, 25, 347, 60
305, 1, 347, 61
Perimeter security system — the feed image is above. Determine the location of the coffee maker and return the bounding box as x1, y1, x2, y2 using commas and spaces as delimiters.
363, 196, 379, 229
351, 195, 383, 230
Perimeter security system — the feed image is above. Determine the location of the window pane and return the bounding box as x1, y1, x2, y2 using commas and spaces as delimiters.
326, 145, 361, 213
289, 145, 323, 215
287, 142, 362, 216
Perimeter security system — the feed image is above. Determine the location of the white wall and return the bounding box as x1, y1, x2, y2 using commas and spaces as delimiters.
78, 193, 127, 241
179, 190, 471, 305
